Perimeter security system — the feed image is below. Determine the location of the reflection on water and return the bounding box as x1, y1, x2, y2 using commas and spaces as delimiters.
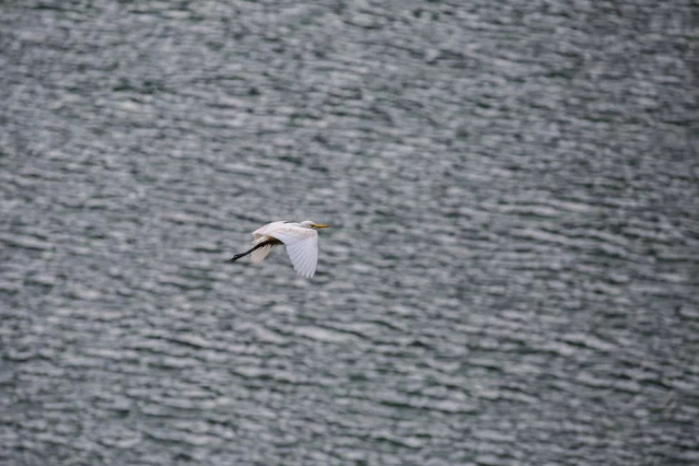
1, 1, 698, 465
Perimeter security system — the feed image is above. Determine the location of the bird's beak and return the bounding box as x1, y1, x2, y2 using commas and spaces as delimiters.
313, 223, 330, 229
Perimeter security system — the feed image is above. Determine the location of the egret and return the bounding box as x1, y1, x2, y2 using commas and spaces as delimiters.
227, 220, 330, 278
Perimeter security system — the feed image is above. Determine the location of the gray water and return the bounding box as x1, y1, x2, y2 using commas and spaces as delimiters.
1, 1, 698, 465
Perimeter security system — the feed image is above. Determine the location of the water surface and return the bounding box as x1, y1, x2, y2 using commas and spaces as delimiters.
1, 1, 698, 465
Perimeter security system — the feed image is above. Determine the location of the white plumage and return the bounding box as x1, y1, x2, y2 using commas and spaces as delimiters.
228, 220, 330, 278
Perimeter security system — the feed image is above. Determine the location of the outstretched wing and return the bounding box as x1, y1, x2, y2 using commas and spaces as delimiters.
250, 244, 274, 263
263, 224, 319, 278
284, 237, 318, 278
248, 222, 285, 264
252, 221, 286, 241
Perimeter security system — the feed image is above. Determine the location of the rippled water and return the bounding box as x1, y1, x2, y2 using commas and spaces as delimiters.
2, 1, 698, 465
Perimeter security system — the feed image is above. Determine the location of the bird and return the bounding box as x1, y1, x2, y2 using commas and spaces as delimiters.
227, 220, 330, 278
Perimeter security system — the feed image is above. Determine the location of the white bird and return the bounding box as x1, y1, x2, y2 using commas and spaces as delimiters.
227, 220, 330, 278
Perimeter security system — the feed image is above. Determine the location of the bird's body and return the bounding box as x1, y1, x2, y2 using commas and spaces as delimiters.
227, 220, 329, 278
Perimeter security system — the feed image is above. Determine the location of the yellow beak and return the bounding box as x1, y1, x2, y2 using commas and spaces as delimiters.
313, 223, 330, 229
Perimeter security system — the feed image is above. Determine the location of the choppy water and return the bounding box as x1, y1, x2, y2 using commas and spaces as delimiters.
1, 1, 698, 465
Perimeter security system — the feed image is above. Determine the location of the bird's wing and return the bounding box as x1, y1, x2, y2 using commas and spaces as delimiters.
250, 244, 274, 264
263, 225, 319, 278
285, 237, 318, 278
252, 221, 286, 241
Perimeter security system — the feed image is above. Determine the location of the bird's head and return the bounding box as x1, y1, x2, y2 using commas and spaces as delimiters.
300, 220, 330, 229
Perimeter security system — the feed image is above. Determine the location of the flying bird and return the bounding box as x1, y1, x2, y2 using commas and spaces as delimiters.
227, 220, 330, 278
